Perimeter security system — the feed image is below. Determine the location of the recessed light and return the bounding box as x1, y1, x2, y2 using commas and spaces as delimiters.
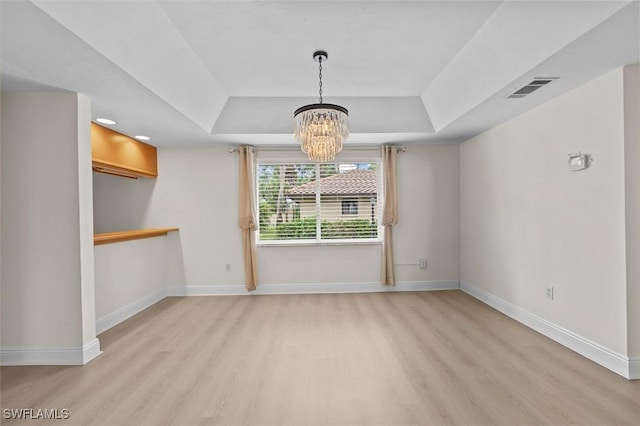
96, 118, 116, 125
134, 135, 151, 141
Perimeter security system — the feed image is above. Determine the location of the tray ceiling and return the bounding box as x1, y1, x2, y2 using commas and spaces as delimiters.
1, 1, 638, 147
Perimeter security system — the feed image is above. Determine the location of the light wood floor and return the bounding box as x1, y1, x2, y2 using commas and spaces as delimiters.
2, 291, 639, 425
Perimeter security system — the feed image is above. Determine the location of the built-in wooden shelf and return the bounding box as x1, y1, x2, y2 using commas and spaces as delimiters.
92, 123, 158, 179
94, 228, 179, 246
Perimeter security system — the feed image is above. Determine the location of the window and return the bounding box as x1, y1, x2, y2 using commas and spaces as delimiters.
257, 162, 380, 243
341, 199, 358, 215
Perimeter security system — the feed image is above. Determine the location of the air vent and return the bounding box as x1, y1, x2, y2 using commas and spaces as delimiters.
507, 77, 558, 99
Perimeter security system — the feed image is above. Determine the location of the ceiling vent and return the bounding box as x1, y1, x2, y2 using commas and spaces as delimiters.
507, 78, 558, 99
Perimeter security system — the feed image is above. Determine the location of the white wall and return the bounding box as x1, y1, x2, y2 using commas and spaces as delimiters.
624, 63, 640, 359
94, 235, 175, 334
460, 69, 628, 355
146, 147, 244, 287
93, 147, 242, 294
395, 144, 459, 282
92, 144, 460, 292
93, 172, 157, 233
92, 170, 183, 332
77, 95, 97, 348
1, 92, 98, 363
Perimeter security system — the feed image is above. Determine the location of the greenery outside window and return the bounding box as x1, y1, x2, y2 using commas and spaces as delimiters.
257, 162, 381, 243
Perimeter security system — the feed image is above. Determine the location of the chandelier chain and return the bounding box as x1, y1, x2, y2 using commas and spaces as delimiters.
318, 57, 323, 104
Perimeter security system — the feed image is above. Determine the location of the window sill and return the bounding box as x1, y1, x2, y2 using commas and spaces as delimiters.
257, 239, 382, 248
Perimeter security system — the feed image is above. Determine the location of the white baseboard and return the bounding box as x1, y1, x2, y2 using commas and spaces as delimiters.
96, 289, 167, 334
167, 280, 460, 296
630, 358, 640, 380
82, 338, 102, 364
460, 281, 635, 380
1, 338, 102, 366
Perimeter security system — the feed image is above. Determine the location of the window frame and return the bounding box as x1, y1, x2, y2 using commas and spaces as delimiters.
256, 157, 383, 246
341, 198, 359, 216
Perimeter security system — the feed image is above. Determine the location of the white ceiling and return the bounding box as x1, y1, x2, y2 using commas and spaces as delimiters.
1, 1, 638, 148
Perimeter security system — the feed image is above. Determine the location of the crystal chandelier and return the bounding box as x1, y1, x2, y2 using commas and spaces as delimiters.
294, 51, 349, 162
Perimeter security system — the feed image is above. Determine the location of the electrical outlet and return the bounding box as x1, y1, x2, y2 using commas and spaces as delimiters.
225, 263, 231, 272
419, 258, 427, 269
545, 286, 554, 300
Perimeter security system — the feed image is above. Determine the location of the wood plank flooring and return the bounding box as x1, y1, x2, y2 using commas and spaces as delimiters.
2, 291, 639, 425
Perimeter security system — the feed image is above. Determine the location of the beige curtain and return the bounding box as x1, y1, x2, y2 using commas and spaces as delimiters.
381, 145, 398, 286
238, 146, 258, 291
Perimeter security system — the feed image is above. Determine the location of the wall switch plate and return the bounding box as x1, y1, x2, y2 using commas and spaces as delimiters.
225, 263, 231, 272
545, 286, 554, 300
419, 258, 427, 269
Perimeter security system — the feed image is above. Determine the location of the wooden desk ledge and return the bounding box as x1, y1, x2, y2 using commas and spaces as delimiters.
94, 228, 179, 245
